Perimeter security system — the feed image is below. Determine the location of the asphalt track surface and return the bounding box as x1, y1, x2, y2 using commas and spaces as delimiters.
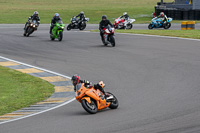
0, 24, 200, 133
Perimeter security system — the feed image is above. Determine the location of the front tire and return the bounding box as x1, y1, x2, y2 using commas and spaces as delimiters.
27, 27, 34, 37
109, 35, 115, 47
148, 24, 154, 29
67, 24, 72, 31
107, 92, 119, 109
81, 99, 97, 114
58, 31, 63, 41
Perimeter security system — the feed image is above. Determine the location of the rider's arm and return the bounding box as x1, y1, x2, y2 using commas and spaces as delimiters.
80, 80, 92, 88
28, 16, 32, 21
99, 21, 103, 31
108, 20, 114, 27
165, 15, 168, 21
51, 19, 56, 26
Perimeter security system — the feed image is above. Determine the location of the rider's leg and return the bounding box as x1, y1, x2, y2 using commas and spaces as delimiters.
50, 26, 53, 34
24, 22, 28, 30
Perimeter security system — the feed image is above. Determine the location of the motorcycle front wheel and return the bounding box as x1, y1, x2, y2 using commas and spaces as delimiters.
27, 27, 33, 37
109, 35, 115, 47
148, 24, 154, 29
67, 24, 72, 31
81, 99, 97, 114
58, 31, 63, 41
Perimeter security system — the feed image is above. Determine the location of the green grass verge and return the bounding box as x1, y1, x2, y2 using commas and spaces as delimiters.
0, 0, 174, 24
0, 66, 54, 115
91, 29, 200, 39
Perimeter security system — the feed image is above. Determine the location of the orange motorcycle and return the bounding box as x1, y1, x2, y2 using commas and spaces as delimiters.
75, 81, 118, 114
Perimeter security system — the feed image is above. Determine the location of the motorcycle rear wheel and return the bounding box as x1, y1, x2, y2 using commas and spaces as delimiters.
164, 22, 171, 29
126, 24, 133, 29
79, 23, 86, 30
81, 99, 97, 114
107, 92, 119, 109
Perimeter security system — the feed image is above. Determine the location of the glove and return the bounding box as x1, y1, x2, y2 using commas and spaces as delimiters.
100, 29, 104, 34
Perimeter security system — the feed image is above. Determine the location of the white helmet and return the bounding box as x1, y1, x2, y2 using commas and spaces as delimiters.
123, 12, 127, 16
34, 11, 39, 15
80, 11, 84, 14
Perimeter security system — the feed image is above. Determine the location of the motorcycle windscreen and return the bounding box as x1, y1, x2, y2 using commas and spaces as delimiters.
57, 20, 63, 24
76, 83, 82, 92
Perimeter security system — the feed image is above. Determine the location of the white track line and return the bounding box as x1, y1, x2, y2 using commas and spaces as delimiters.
117, 33, 200, 42
0, 56, 71, 79
87, 31, 200, 42
0, 56, 75, 125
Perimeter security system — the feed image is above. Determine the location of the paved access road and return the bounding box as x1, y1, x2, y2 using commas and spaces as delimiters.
1, 24, 200, 133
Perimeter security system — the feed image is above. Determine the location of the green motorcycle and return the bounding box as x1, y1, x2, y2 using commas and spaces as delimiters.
50, 20, 65, 41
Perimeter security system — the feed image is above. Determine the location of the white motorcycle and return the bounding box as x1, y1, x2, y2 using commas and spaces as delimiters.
114, 17, 136, 29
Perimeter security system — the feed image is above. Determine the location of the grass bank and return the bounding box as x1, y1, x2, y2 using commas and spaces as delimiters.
0, 0, 173, 24
0, 66, 54, 115
91, 29, 200, 39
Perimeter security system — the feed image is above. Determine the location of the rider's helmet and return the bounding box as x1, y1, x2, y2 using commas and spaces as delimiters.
71, 74, 81, 86
80, 11, 84, 14
98, 81, 105, 88
123, 12, 127, 16
102, 15, 107, 21
34, 11, 39, 17
160, 12, 164, 17
54, 13, 59, 19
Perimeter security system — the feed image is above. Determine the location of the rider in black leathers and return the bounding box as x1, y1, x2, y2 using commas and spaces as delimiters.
99, 15, 113, 42
50, 13, 62, 34
71, 75, 107, 97
120, 12, 129, 20
76, 11, 86, 27
24, 11, 40, 32
76, 11, 85, 21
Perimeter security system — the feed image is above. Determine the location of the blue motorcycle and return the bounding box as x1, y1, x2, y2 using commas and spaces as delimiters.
148, 17, 173, 29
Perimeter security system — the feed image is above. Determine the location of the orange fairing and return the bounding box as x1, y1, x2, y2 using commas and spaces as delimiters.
81, 97, 91, 104
75, 83, 110, 111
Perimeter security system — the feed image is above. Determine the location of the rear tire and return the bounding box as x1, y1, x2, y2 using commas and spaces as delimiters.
164, 22, 171, 29
126, 24, 133, 29
50, 35, 55, 41
79, 23, 86, 30
107, 92, 119, 109
148, 24, 154, 29
81, 99, 97, 114
109, 35, 115, 47
58, 32, 63, 41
